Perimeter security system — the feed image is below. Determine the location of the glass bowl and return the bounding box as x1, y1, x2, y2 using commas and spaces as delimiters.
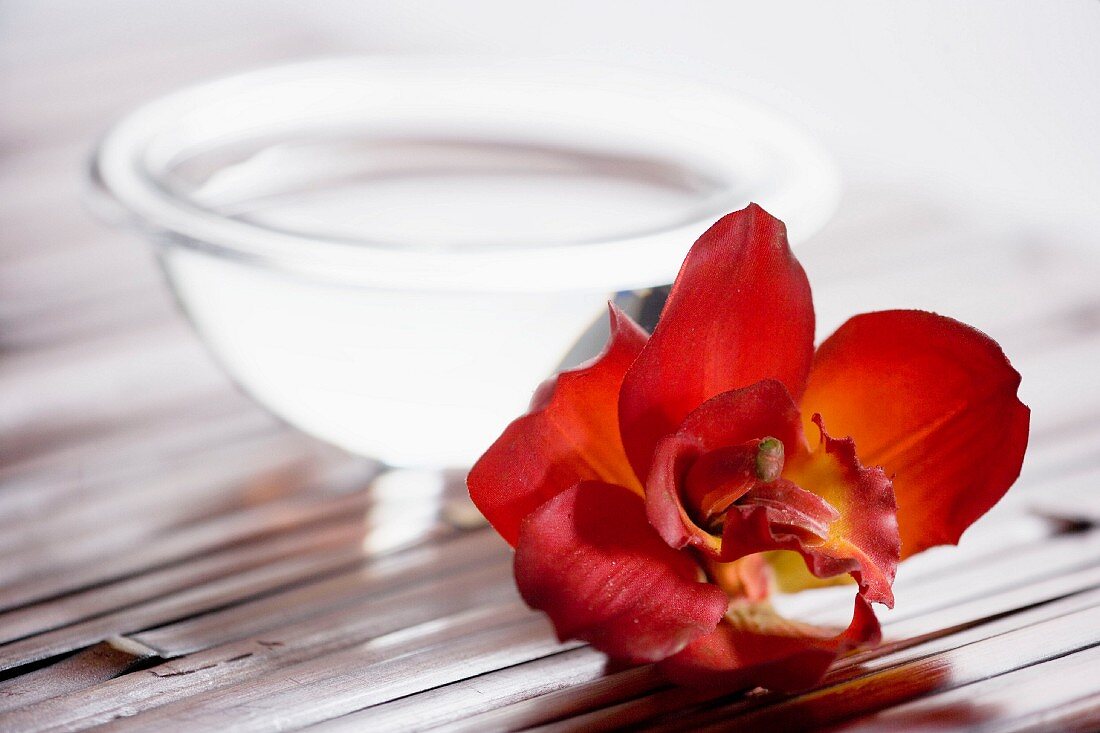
90, 57, 839, 469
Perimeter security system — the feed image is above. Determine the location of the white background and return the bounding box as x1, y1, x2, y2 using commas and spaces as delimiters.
7, 0, 1099, 232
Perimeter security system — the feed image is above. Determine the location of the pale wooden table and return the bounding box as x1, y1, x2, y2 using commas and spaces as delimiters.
4, 7, 1100, 732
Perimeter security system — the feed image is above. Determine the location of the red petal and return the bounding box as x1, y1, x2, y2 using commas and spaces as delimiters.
514, 481, 729, 663
659, 593, 881, 692
467, 304, 648, 546
719, 481, 850, 584
618, 204, 816, 479
646, 380, 807, 558
682, 443, 764, 525
733, 479, 840, 540
801, 310, 1030, 558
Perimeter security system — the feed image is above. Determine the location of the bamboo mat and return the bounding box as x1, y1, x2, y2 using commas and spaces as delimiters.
5, 10, 1100, 733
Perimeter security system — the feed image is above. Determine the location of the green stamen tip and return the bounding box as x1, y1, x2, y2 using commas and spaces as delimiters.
755, 437, 785, 482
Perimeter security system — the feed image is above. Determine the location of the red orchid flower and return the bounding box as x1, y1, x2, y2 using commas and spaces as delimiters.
467, 204, 1029, 692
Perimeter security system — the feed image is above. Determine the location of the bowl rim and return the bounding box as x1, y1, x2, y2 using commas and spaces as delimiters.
90, 56, 840, 292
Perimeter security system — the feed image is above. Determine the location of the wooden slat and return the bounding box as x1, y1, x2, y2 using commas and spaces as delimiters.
0, 219, 157, 303
0, 469, 377, 612
1005, 691, 1100, 733
0, 249, 170, 352
430, 666, 676, 733
107, 612, 570, 733
450, 566, 1100, 733
0, 637, 158, 715
317, 650, 653, 733
0, 395, 280, 500
132, 529, 507, 655
2, 562, 521, 733
0, 322, 231, 446
0, 518, 370, 645
786, 525, 1100, 628
1010, 336, 1100, 436
1, 288, 175, 357
834, 643, 1100, 732
0, 540, 370, 672
0, 439, 344, 578
883, 562, 1100, 642
1029, 468, 1100, 525
634, 600, 1100, 732
796, 521, 1100, 625
805, 229, 1100, 354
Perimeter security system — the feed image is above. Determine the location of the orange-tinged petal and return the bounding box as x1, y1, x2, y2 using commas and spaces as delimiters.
705, 555, 774, 602
766, 550, 856, 594
718, 481, 849, 582
467, 304, 647, 546
618, 204, 816, 480
761, 416, 906, 603
801, 310, 1030, 558
659, 593, 881, 692
514, 481, 729, 664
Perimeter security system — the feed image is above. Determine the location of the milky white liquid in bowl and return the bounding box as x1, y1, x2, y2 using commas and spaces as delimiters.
163, 138, 713, 467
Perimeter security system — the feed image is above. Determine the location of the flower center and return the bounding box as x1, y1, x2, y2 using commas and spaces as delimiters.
754, 437, 785, 483
682, 436, 785, 529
